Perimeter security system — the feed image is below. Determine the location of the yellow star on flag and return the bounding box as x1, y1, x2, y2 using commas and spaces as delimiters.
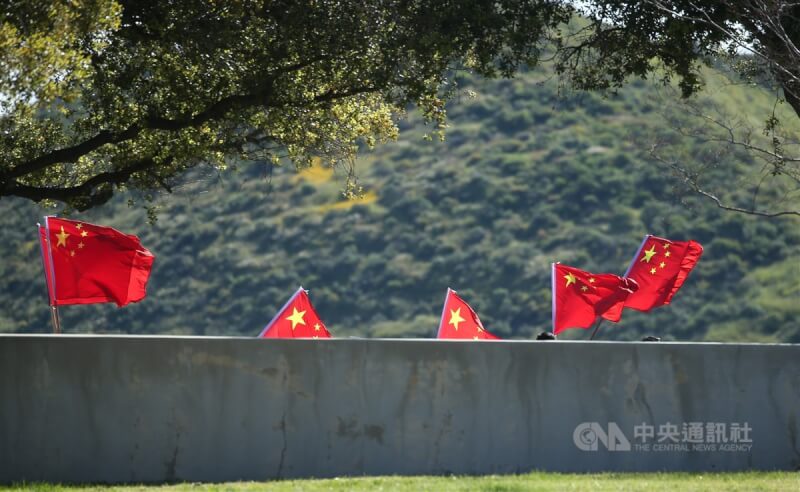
664, 251, 671, 258
449, 308, 465, 331
80, 230, 88, 238
589, 278, 596, 283
564, 272, 577, 287
659, 261, 666, 269
285, 307, 306, 330
641, 245, 657, 263
314, 323, 321, 331
55, 226, 69, 247
76, 223, 83, 229
649, 267, 657, 275
581, 285, 589, 292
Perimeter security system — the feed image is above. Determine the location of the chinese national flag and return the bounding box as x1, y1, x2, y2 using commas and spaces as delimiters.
258, 287, 332, 338
552, 263, 638, 335
437, 288, 500, 340
38, 216, 155, 307
623, 235, 703, 312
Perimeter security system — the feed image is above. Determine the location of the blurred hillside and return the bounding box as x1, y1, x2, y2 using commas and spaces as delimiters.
1, 65, 799, 341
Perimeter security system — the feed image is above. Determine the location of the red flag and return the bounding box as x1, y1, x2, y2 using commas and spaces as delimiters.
437, 288, 500, 340
258, 287, 332, 338
552, 263, 638, 335
38, 216, 154, 307
623, 235, 703, 312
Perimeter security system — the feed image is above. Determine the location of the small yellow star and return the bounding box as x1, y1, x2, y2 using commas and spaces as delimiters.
285, 307, 306, 330
589, 278, 596, 283
76, 223, 83, 229
314, 323, 321, 331
641, 245, 657, 263
659, 261, 666, 269
78, 242, 85, 249
449, 308, 465, 331
564, 272, 577, 287
581, 285, 589, 292
80, 230, 88, 238
55, 226, 69, 247
70, 250, 76, 257
664, 251, 671, 258
649, 267, 657, 275
663, 243, 670, 250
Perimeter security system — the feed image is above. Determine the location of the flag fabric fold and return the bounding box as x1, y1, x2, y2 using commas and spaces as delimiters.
437, 288, 500, 340
552, 263, 638, 335
38, 216, 154, 307
623, 235, 703, 312
259, 286, 332, 338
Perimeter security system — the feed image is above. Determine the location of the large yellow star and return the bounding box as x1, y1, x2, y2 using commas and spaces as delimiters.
55, 226, 69, 247
640, 245, 657, 263
564, 272, 577, 287
449, 308, 465, 331
285, 307, 306, 330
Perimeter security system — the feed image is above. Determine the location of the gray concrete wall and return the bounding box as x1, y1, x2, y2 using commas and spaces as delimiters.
0, 335, 798, 483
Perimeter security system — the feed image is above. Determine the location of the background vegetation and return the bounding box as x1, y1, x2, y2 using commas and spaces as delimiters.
1, 63, 798, 342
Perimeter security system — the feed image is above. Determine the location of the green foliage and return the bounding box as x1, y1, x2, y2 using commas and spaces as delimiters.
0, 63, 799, 342
0, 0, 571, 210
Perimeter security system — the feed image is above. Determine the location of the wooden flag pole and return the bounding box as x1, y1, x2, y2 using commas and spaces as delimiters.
589, 319, 604, 340
50, 305, 61, 334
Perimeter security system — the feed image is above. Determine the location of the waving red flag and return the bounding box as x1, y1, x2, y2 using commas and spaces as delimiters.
38, 216, 154, 307
259, 286, 332, 338
552, 263, 638, 335
623, 235, 703, 312
437, 288, 500, 340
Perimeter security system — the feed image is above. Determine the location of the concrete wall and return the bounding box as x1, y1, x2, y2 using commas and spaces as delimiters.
1, 335, 799, 483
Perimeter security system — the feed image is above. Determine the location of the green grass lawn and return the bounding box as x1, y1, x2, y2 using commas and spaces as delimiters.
5, 472, 799, 492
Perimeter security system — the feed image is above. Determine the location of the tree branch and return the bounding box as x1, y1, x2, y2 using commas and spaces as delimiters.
3, 156, 172, 210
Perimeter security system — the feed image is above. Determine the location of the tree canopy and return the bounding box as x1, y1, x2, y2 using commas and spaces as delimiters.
2, 1, 800, 215
0, 0, 570, 210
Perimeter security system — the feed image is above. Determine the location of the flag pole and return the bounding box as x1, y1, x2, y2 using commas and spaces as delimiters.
436, 288, 452, 338
551, 263, 557, 335
41, 216, 61, 334
589, 319, 604, 340
50, 306, 61, 334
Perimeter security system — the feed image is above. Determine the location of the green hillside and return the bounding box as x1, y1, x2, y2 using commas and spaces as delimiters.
1, 65, 799, 341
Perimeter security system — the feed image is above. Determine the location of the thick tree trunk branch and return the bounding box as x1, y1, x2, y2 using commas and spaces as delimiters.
4, 156, 171, 210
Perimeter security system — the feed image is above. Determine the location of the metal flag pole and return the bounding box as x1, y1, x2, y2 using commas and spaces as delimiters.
50, 306, 61, 334
589, 319, 604, 340
39, 216, 61, 334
